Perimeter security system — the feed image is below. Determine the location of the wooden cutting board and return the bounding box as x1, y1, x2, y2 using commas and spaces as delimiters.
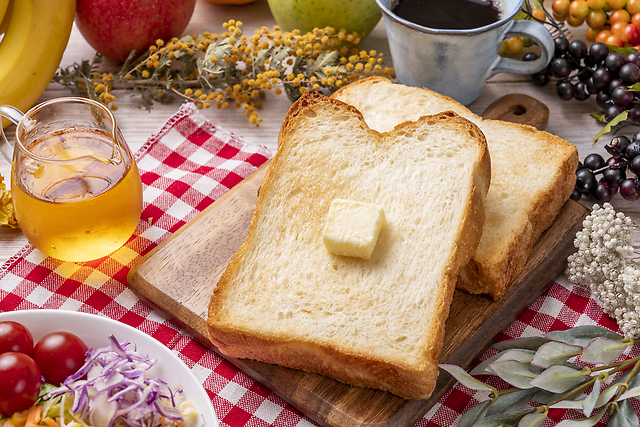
127, 94, 589, 427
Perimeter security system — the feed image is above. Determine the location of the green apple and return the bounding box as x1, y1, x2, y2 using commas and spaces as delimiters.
267, 0, 382, 37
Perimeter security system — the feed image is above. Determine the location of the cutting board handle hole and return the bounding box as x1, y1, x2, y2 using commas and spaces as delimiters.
509, 105, 527, 116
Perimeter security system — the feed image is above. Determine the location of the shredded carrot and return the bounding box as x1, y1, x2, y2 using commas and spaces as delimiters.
9, 409, 28, 427
161, 417, 166, 427
41, 418, 60, 427
174, 420, 185, 427
25, 406, 42, 426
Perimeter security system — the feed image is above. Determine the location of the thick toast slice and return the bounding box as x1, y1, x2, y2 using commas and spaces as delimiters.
332, 77, 578, 299
207, 91, 491, 400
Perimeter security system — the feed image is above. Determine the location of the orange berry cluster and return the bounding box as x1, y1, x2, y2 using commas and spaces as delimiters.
552, 0, 640, 47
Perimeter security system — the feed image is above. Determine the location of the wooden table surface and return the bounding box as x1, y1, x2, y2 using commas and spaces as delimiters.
0, 0, 632, 262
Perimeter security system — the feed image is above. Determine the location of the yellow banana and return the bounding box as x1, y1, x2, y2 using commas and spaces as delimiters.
0, 0, 76, 127
0, 0, 11, 35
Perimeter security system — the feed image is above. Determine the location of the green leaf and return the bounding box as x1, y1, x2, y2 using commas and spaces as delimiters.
314, 51, 339, 71
489, 360, 537, 389
471, 352, 507, 376
439, 364, 495, 392
473, 349, 536, 375
493, 337, 551, 352
591, 112, 607, 124
609, 399, 640, 427
470, 409, 535, 427
608, 45, 640, 57
582, 378, 601, 417
529, 365, 587, 393
628, 82, 640, 92
546, 326, 623, 347
550, 399, 584, 410
593, 111, 628, 143
621, 363, 640, 389
554, 407, 606, 426
532, 389, 568, 404
514, 9, 528, 19
36, 382, 58, 402
486, 388, 538, 416
531, 342, 582, 368
253, 46, 275, 73
548, 379, 602, 417
618, 384, 640, 400
457, 400, 492, 427
518, 411, 547, 427
283, 82, 303, 102
581, 337, 627, 365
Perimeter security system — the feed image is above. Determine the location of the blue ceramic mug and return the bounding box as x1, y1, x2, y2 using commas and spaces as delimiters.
376, 0, 554, 105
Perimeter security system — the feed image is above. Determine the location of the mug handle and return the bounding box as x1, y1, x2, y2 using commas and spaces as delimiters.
0, 105, 25, 163
489, 20, 555, 77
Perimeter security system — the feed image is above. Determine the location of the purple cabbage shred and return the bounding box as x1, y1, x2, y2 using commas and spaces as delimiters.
47, 335, 184, 427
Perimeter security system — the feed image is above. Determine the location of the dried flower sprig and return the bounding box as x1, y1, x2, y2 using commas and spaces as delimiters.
443, 325, 640, 426
565, 203, 640, 338
53, 21, 395, 126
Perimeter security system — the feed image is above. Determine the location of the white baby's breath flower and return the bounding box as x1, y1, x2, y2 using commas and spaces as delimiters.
565, 203, 640, 338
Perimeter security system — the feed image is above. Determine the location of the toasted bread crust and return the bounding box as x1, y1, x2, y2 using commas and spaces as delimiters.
332, 77, 578, 300
457, 121, 577, 298
208, 90, 490, 400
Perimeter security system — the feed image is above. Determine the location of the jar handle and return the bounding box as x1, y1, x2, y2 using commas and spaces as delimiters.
0, 105, 24, 163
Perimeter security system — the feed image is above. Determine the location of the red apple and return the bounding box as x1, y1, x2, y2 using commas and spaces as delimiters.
75, 0, 196, 63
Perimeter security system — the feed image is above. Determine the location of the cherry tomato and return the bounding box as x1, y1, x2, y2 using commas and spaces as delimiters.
0, 321, 34, 356
0, 352, 42, 416
33, 331, 88, 386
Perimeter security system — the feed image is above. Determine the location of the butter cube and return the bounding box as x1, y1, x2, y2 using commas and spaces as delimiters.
323, 199, 386, 260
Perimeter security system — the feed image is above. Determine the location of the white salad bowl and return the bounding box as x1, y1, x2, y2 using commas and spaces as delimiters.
0, 309, 220, 427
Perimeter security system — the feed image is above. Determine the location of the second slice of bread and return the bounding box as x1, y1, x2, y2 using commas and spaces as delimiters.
332, 77, 579, 299
207, 90, 491, 400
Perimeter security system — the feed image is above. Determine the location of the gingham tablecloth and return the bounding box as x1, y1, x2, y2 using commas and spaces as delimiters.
0, 103, 634, 427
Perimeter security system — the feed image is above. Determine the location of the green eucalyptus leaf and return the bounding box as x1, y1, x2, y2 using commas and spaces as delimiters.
608, 399, 640, 427
618, 384, 640, 400
472, 409, 536, 427
581, 337, 627, 365
550, 399, 584, 410
489, 360, 537, 389
593, 111, 629, 143
493, 337, 551, 352
457, 399, 492, 427
623, 364, 640, 389
497, 349, 536, 363
518, 411, 547, 427
471, 352, 507, 376
529, 365, 587, 393
546, 326, 623, 347
554, 407, 606, 426
474, 349, 536, 375
531, 341, 582, 368
593, 383, 619, 408
486, 388, 538, 416
439, 364, 495, 392
582, 378, 601, 417
532, 389, 567, 404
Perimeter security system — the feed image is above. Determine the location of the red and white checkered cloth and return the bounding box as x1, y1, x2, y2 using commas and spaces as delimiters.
0, 103, 635, 427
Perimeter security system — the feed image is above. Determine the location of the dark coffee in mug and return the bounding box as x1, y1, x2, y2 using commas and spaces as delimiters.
391, 0, 502, 30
